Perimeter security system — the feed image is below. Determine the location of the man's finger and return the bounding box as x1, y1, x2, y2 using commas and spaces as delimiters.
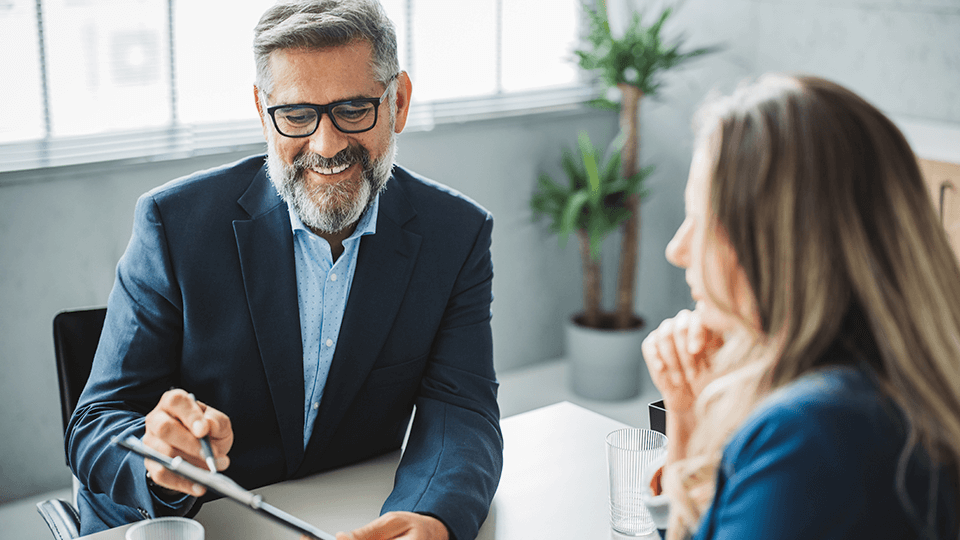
141, 438, 206, 497
158, 389, 207, 438
200, 403, 234, 460
142, 430, 208, 471
347, 513, 410, 540
347, 512, 438, 540
146, 463, 206, 497
144, 408, 205, 460
144, 409, 229, 474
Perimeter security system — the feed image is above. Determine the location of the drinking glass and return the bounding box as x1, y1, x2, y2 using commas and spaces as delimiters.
606, 428, 668, 536
125, 517, 205, 540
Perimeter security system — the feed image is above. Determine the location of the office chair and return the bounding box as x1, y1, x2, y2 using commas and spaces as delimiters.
36, 307, 107, 540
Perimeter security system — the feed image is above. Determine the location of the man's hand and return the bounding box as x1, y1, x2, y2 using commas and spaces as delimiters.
326, 512, 449, 540
142, 388, 234, 496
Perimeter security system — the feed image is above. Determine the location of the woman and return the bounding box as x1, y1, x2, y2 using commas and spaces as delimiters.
640, 74, 960, 539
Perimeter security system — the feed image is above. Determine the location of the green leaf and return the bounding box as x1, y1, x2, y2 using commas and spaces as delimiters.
577, 132, 602, 204
560, 148, 585, 189
560, 190, 591, 239
601, 151, 622, 186
621, 164, 655, 194
651, 7, 671, 36
573, 2, 721, 99
531, 171, 578, 232
531, 124, 656, 261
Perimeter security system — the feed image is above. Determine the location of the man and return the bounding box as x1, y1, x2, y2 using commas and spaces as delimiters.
65, 1, 502, 539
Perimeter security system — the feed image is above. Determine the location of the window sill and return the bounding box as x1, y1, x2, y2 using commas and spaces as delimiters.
0, 85, 601, 184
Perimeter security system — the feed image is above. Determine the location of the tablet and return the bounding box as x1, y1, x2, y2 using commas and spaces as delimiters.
114, 436, 336, 540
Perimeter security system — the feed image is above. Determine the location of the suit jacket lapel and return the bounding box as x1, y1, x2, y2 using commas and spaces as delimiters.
233, 166, 305, 477
307, 178, 422, 458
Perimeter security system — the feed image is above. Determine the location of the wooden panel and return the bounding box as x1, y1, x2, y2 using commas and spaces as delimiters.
918, 158, 960, 263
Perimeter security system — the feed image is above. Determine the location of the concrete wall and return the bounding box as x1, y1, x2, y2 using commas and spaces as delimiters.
2, 0, 959, 503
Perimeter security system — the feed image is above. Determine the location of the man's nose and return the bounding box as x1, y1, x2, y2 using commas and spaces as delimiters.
307, 114, 349, 159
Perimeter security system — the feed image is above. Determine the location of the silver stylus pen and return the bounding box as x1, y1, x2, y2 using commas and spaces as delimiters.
187, 392, 218, 473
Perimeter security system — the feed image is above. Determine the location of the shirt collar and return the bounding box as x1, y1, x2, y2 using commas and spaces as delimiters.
287, 193, 380, 241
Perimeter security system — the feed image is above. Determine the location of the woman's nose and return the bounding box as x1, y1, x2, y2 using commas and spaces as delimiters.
666, 219, 692, 269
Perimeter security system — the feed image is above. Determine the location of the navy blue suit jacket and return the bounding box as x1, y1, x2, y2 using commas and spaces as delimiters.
66, 156, 503, 540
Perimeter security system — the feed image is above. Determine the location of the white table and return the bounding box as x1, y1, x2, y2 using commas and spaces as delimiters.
80, 402, 657, 540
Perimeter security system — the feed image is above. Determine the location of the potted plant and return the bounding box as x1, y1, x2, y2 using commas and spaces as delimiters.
532, 132, 652, 399
531, 1, 716, 399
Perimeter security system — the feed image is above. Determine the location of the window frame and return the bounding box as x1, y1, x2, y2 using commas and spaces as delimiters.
1, 0, 597, 176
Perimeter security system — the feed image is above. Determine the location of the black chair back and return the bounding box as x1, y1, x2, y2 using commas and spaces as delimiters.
52, 307, 107, 439
39, 307, 106, 539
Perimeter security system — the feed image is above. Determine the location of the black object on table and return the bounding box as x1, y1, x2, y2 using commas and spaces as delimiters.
648, 400, 666, 435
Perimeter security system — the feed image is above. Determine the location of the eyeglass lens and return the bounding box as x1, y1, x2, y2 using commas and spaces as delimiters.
273, 102, 377, 136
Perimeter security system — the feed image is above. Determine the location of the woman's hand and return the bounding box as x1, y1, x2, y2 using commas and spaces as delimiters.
642, 305, 723, 462
642, 305, 724, 418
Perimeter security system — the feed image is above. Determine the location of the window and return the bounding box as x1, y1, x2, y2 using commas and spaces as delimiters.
1, 0, 44, 143
1, 0, 587, 172
45, 0, 172, 137
176, 1, 268, 126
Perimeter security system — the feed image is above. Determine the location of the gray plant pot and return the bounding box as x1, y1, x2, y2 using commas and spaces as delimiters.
566, 316, 646, 400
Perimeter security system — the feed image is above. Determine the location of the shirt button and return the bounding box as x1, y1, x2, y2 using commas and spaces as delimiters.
326, 338, 334, 347
313, 402, 320, 410
330, 273, 338, 281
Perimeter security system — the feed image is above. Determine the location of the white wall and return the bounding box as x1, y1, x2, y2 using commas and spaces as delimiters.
628, 0, 960, 334
2, 0, 959, 503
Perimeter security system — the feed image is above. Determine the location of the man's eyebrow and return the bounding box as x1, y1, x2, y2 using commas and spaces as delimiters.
330, 93, 377, 103
278, 93, 378, 106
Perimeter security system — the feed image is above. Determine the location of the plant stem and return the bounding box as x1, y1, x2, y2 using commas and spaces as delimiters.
618, 84, 642, 178
578, 229, 602, 327
615, 83, 643, 329
616, 194, 640, 328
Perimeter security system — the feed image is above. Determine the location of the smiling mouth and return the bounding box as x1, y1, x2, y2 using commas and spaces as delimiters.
310, 162, 351, 175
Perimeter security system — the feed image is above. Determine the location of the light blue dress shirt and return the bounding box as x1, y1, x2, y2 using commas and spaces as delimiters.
288, 196, 379, 449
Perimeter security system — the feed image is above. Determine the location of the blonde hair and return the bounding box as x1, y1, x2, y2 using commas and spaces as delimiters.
665, 74, 960, 538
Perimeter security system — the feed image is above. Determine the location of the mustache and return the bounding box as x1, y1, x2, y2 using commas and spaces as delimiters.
292, 144, 369, 172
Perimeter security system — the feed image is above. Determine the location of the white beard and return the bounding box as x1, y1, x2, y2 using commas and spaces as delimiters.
265, 133, 397, 234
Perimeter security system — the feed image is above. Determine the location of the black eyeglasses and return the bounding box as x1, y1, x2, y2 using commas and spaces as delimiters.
266, 79, 395, 138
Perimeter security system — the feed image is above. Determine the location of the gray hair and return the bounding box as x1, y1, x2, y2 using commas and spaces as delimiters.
253, 0, 399, 99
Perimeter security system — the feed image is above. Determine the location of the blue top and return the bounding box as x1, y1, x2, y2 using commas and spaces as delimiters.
288, 196, 379, 448
649, 365, 958, 539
